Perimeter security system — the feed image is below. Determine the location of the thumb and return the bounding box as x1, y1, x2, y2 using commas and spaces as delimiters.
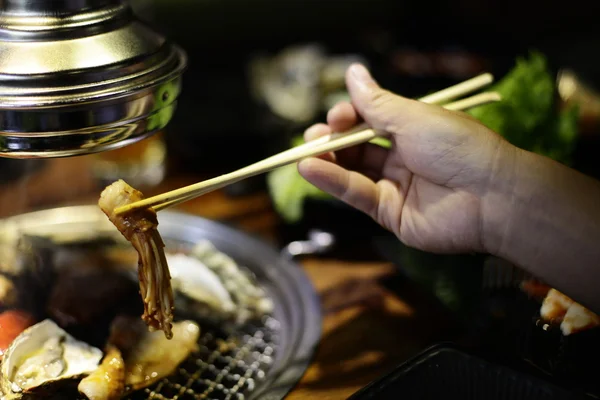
345, 64, 424, 133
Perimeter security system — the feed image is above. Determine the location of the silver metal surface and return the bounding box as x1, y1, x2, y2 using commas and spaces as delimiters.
127, 319, 280, 400
0, 205, 321, 400
281, 229, 335, 259
0, 0, 187, 158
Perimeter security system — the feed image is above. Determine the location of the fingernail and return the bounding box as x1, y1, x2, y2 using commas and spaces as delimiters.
349, 63, 376, 88
304, 123, 328, 141
305, 124, 321, 137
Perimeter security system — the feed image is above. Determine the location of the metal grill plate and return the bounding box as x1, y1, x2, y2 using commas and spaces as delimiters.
129, 317, 280, 400
0, 206, 321, 400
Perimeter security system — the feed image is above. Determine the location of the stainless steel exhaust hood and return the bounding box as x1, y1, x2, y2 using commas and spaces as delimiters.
0, 0, 187, 158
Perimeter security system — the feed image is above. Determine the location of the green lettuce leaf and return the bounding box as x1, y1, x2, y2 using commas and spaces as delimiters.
467, 51, 578, 165
267, 137, 330, 223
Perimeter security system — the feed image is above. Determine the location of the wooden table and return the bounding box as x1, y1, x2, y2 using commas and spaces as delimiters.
0, 157, 457, 399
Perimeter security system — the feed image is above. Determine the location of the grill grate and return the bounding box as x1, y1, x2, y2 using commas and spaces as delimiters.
4, 207, 319, 400
124, 316, 281, 400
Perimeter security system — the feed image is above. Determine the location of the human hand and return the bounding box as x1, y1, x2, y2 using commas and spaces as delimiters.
298, 64, 518, 254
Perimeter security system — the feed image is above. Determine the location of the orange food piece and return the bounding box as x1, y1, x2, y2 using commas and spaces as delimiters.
520, 280, 551, 299
0, 310, 36, 357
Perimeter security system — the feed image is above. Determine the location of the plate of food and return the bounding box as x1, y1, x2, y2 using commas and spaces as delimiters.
0, 187, 321, 400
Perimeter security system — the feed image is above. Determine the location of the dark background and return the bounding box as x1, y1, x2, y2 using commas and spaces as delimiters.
131, 0, 600, 176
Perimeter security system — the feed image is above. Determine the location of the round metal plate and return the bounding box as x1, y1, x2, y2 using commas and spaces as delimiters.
0, 205, 321, 400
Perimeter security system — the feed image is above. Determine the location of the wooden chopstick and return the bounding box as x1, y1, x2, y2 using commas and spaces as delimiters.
145, 128, 381, 213
442, 91, 501, 111
280, 73, 494, 154
418, 72, 493, 104
292, 72, 494, 151
152, 91, 496, 213
114, 88, 501, 216
118, 73, 495, 215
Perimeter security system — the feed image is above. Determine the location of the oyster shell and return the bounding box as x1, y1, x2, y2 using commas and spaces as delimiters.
190, 240, 274, 323
0, 310, 36, 359
167, 252, 236, 317
0, 319, 102, 398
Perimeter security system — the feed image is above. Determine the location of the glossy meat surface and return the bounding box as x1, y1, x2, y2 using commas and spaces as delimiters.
78, 345, 125, 400
99, 180, 174, 339
108, 316, 200, 391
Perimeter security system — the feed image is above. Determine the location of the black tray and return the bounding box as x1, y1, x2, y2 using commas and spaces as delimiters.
348, 343, 591, 400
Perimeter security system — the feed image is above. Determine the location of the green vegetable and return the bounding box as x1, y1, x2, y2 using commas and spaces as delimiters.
268, 135, 393, 222
267, 136, 330, 223
369, 136, 393, 149
467, 51, 579, 165
147, 79, 181, 131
